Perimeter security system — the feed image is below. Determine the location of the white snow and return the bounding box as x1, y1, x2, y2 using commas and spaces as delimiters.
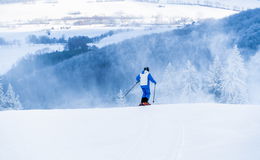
0, 0, 238, 32
0, 103, 259, 160
93, 27, 174, 47
156, 0, 260, 10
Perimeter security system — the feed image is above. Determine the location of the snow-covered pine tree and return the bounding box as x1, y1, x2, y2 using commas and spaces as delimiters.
4, 84, 23, 110
247, 51, 260, 104
179, 60, 202, 103
0, 82, 5, 110
207, 55, 224, 102
116, 89, 126, 106
220, 45, 248, 104
158, 62, 176, 103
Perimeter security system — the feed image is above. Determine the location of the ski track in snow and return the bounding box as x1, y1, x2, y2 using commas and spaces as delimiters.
173, 123, 185, 160
120, 107, 151, 159
120, 107, 185, 160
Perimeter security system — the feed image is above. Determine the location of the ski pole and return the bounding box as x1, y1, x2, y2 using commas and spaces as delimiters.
123, 82, 139, 98
153, 84, 156, 103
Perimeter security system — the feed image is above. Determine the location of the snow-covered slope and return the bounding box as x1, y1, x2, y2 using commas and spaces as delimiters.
144, 0, 260, 10
1, 103, 259, 160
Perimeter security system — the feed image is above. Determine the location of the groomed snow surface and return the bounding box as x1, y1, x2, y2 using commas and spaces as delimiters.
0, 103, 259, 160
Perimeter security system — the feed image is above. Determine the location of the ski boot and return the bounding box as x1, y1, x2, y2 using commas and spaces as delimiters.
139, 97, 151, 106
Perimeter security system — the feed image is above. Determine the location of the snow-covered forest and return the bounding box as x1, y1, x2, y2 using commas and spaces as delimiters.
1, 8, 259, 109
158, 45, 249, 104
0, 82, 22, 110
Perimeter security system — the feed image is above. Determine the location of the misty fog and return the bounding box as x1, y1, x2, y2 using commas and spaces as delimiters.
1, 8, 260, 109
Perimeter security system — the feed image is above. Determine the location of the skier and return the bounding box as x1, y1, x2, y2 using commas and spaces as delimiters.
136, 67, 157, 106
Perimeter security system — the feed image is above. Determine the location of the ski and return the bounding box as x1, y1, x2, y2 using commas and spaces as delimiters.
139, 103, 151, 106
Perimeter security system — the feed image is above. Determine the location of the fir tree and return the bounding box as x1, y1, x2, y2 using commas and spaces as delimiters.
0, 82, 5, 109
179, 61, 202, 103
4, 84, 23, 110
159, 63, 176, 103
208, 56, 224, 102
220, 45, 248, 104
116, 89, 126, 106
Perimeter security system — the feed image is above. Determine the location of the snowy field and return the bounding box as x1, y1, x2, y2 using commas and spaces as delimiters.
0, 0, 238, 32
92, 27, 174, 47
0, 103, 260, 160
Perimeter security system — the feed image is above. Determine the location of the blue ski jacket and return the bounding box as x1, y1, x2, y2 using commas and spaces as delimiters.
136, 70, 156, 89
